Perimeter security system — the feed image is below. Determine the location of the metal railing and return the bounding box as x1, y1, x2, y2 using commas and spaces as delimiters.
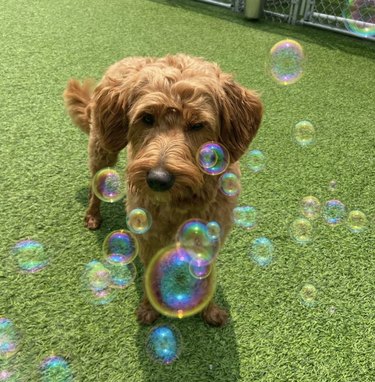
193, 0, 375, 41
264, 0, 375, 41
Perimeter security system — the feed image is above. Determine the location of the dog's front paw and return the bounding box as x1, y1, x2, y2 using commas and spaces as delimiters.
84, 213, 102, 230
201, 303, 228, 327
136, 301, 160, 325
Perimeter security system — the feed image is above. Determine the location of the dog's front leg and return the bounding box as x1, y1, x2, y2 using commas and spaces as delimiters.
136, 294, 160, 325
85, 133, 119, 229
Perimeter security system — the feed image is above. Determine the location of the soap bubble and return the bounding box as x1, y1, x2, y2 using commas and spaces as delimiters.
11, 239, 48, 273
177, 219, 219, 266
92, 167, 125, 203
127, 208, 152, 234
40, 355, 73, 382
146, 324, 182, 365
104, 260, 137, 289
82, 260, 117, 305
300, 196, 321, 220
249, 237, 274, 267
347, 210, 368, 233
343, 0, 375, 37
268, 39, 305, 85
196, 142, 229, 175
323, 200, 346, 225
219, 172, 240, 197
233, 206, 257, 230
0, 318, 18, 360
290, 218, 313, 244
293, 120, 316, 146
103, 230, 138, 265
299, 283, 318, 308
145, 245, 216, 319
246, 149, 266, 173
328, 180, 338, 192
206, 221, 221, 241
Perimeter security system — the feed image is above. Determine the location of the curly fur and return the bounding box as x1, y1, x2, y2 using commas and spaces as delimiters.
63, 54, 263, 326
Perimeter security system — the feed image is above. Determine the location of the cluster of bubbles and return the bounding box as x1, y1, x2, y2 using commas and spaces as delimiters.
82, 230, 138, 305
290, 185, 368, 244
0, 318, 73, 380
145, 219, 220, 319
92, 167, 126, 203
267, 40, 318, 148
342, 0, 375, 38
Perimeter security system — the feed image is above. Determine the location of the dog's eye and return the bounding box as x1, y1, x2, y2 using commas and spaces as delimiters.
142, 113, 155, 126
190, 123, 204, 131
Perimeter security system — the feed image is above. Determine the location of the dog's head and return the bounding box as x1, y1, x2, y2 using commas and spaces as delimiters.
92, 54, 263, 206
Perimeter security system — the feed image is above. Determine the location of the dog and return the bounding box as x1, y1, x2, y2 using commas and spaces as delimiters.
63, 54, 263, 326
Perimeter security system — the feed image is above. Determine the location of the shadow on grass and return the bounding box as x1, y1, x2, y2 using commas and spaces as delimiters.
147, 0, 375, 60
75, 186, 241, 381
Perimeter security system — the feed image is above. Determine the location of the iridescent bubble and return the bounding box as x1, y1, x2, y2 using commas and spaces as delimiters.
104, 261, 137, 289
249, 237, 274, 267
126, 208, 152, 234
102, 230, 138, 265
347, 210, 368, 233
233, 206, 257, 230
82, 260, 117, 305
146, 325, 182, 365
0, 368, 19, 382
11, 239, 48, 273
323, 200, 346, 225
300, 196, 321, 220
299, 283, 318, 308
0, 319, 18, 360
145, 245, 216, 319
290, 218, 313, 244
196, 142, 230, 175
343, 0, 375, 37
40, 355, 73, 382
269, 39, 304, 85
328, 180, 338, 192
246, 149, 266, 173
176, 219, 219, 265
189, 257, 212, 280
293, 120, 316, 146
206, 221, 221, 241
92, 167, 125, 203
219, 172, 240, 197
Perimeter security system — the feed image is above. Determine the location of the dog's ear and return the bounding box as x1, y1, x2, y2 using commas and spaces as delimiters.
92, 77, 129, 153
219, 76, 263, 162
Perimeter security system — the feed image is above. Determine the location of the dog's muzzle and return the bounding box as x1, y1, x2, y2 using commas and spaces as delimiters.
146, 167, 175, 192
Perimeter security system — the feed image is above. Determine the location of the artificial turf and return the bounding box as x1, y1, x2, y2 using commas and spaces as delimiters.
0, 0, 374, 380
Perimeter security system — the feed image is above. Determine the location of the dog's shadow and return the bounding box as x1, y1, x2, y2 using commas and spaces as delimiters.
76, 186, 241, 382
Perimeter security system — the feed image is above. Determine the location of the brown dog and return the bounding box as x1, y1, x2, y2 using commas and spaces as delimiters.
64, 54, 263, 326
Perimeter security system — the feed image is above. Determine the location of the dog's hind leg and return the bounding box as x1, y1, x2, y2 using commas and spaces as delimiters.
85, 133, 120, 229
201, 302, 228, 327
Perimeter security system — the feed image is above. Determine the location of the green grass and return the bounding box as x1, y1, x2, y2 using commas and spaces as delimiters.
0, 0, 374, 381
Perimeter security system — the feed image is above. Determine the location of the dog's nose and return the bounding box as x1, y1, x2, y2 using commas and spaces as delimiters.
146, 167, 175, 192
